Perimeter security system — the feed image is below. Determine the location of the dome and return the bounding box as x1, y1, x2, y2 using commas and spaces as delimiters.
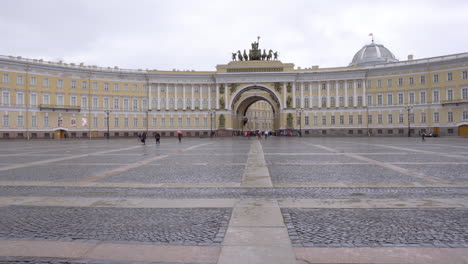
349, 42, 398, 66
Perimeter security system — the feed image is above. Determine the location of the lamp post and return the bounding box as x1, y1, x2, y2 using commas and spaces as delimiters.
209, 109, 216, 138
105, 110, 110, 139
405, 106, 413, 137
296, 108, 304, 137
146, 109, 151, 135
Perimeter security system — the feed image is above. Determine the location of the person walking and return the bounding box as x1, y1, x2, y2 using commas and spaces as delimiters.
177, 130, 183, 143
155, 132, 161, 144
141, 131, 147, 145
422, 132, 425, 142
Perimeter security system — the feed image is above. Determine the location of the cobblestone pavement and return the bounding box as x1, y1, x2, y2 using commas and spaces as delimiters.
0, 186, 467, 199
0, 206, 230, 246
0, 257, 211, 264
282, 208, 468, 247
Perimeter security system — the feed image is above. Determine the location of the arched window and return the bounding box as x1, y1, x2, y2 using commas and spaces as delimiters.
304, 97, 309, 108
177, 98, 183, 109
195, 98, 200, 109
169, 98, 175, 109
160, 98, 166, 109
186, 98, 191, 109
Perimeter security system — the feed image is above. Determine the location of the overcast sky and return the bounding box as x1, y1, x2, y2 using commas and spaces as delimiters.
1, 0, 467, 71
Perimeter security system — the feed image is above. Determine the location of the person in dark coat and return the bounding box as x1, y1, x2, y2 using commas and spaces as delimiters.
141, 132, 147, 145
177, 130, 182, 143
155, 132, 161, 144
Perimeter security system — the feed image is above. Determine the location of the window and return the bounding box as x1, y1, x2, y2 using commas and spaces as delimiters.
57, 95, 64, 106
304, 97, 309, 108
2, 91, 9, 105
448, 72, 453, 81
133, 98, 138, 110
357, 80, 362, 88
409, 113, 414, 123
195, 118, 199, 127
161, 118, 166, 127
348, 96, 353, 106
30, 76, 37, 86
82, 81, 87, 90
44, 115, 49, 127
447, 89, 453, 101
17, 92, 24, 105
349, 115, 353, 124
114, 117, 119, 128
152, 118, 157, 127
30, 94, 37, 105
463, 88, 468, 100
434, 112, 439, 123
339, 82, 344, 90
330, 97, 335, 107
93, 117, 98, 128
93, 97, 98, 109
357, 96, 362, 106
409, 77, 414, 85
377, 94, 383, 105
17, 115, 24, 127
348, 82, 353, 90
388, 114, 393, 124
463, 111, 468, 121
177, 98, 183, 109
3, 115, 9, 127
420, 91, 426, 104
186, 117, 191, 127
330, 116, 335, 125
124, 84, 128, 91
398, 78, 403, 86
71, 95, 77, 106
340, 96, 345, 106
358, 115, 362, 124
124, 117, 128, 128
321, 83, 326, 90
421, 112, 426, 123
409, 92, 415, 104
160, 98, 166, 109
377, 80, 382, 88
114, 98, 119, 109
71, 80, 76, 89
133, 118, 138, 127
420, 76, 426, 84
433, 90, 439, 103
463, 71, 468, 80
82, 96, 88, 108
2, 74, 8, 84
448, 112, 453, 122
170, 118, 174, 127
184, 99, 190, 109
367, 114, 372, 124
399, 113, 404, 124
104, 97, 109, 109
104, 83, 109, 91
367, 80, 371, 88
322, 116, 326, 125
321, 97, 326, 107
339, 115, 344, 125
433, 74, 439, 83
387, 79, 392, 87
114, 83, 119, 92
43, 94, 50, 105
203, 117, 207, 128
398, 93, 403, 104
17, 75, 24, 85
133, 84, 137, 92
378, 114, 382, 124
305, 116, 309, 125
58, 79, 63, 89
92, 82, 98, 90
43, 78, 49, 88
313, 116, 318, 125
387, 93, 393, 105
143, 118, 147, 128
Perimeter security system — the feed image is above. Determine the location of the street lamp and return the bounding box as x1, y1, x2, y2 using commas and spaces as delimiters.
296, 108, 304, 137
209, 109, 216, 138
405, 105, 413, 137
105, 110, 110, 139
146, 109, 151, 135
364, 106, 370, 136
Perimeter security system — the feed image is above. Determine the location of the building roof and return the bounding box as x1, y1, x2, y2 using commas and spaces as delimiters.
349, 41, 399, 66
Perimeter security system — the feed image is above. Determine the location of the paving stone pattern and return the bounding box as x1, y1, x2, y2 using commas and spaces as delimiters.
0, 186, 467, 199
0, 257, 212, 264
0, 206, 230, 246
282, 208, 468, 247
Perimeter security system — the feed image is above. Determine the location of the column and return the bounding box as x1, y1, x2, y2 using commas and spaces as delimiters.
292, 82, 296, 108
335, 81, 339, 107
191, 84, 195, 110
283, 82, 287, 109
318, 82, 322, 108
300, 82, 304, 108
216, 83, 220, 109
353, 80, 357, 107
148, 83, 152, 110
326, 81, 330, 107
166, 84, 169, 110
157, 83, 161, 110
199, 84, 203, 110
183, 84, 187, 110
309, 82, 313, 108
224, 83, 228, 110
363, 79, 367, 107
345, 81, 348, 107
208, 84, 212, 110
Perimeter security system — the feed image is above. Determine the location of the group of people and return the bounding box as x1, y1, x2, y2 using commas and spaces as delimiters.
245, 130, 270, 140
137, 131, 182, 145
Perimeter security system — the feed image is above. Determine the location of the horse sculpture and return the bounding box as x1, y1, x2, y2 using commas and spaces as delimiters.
243, 50, 248, 61
267, 50, 273, 61
237, 50, 243, 61
232, 53, 237, 61
274, 51, 278, 60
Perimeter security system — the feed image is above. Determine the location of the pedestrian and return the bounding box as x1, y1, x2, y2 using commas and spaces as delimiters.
141, 132, 147, 145
246, 131, 251, 139
264, 130, 269, 140
422, 132, 425, 142
177, 130, 183, 143
155, 132, 161, 144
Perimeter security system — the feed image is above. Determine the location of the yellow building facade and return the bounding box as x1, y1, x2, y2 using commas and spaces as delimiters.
1, 41, 468, 139
245, 101, 274, 131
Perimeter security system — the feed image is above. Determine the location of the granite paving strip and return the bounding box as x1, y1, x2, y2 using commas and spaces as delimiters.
314, 144, 448, 183
0, 145, 143, 172
78, 142, 213, 183
0, 240, 219, 264
294, 247, 468, 264
218, 140, 296, 264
